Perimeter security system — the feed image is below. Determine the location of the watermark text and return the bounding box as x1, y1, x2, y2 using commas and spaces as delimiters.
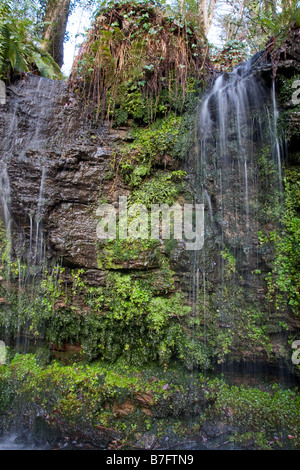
96, 197, 204, 251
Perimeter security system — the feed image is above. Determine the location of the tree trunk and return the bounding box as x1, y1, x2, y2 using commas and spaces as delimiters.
41, 0, 71, 68
198, 0, 217, 37
198, 0, 209, 35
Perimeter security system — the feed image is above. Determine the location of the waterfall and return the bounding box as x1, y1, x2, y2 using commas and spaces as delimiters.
271, 79, 283, 192
198, 62, 269, 212
190, 59, 284, 373
0, 46, 297, 449
203, 189, 213, 224
0, 163, 12, 264
32, 77, 57, 150
32, 165, 47, 269
197, 60, 280, 249
0, 75, 61, 358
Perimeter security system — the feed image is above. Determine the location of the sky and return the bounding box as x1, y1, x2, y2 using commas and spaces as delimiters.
61, 7, 93, 76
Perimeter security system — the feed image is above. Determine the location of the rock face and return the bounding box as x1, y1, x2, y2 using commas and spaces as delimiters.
0, 25, 299, 374
0, 74, 112, 272
0, 74, 195, 279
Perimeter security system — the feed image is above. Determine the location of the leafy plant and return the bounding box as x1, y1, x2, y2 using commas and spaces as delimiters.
258, 169, 300, 314
220, 247, 236, 280
0, 0, 62, 80
70, 0, 208, 124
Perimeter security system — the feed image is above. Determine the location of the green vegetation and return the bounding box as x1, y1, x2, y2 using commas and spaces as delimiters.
0, 0, 62, 80
70, 0, 208, 124
0, 0, 299, 451
0, 353, 299, 449
119, 114, 183, 184
220, 248, 236, 280
0, 262, 195, 367
129, 171, 186, 206
205, 377, 300, 450
97, 238, 161, 269
0, 256, 280, 370
211, 39, 249, 72
210, 0, 300, 70
258, 168, 300, 314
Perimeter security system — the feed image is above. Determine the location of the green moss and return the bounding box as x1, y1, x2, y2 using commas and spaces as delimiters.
119, 114, 183, 186
257, 145, 278, 185
278, 74, 300, 108
258, 167, 300, 314
220, 248, 236, 280
97, 238, 161, 269
129, 171, 185, 207
0, 263, 199, 368
0, 216, 11, 266
205, 378, 300, 449
0, 256, 280, 369
0, 353, 299, 449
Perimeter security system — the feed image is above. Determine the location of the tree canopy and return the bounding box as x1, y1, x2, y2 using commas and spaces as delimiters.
0, 0, 299, 79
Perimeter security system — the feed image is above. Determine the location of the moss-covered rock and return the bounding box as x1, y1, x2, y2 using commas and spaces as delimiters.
0, 353, 299, 450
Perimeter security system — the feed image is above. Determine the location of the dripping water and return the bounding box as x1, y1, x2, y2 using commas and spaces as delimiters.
34, 165, 47, 268
271, 79, 283, 192
0, 163, 12, 267
203, 189, 214, 225
190, 59, 284, 383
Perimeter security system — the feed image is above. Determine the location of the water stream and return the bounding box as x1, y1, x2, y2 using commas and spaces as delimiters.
190, 58, 286, 376
0, 432, 48, 450
0, 162, 12, 263
32, 165, 47, 269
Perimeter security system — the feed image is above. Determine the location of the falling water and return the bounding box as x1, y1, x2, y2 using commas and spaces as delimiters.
32, 78, 56, 150
203, 189, 214, 224
190, 58, 284, 377
33, 166, 47, 268
0, 163, 12, 264
2, 105, 19, 154
0, 432, 48, 450
271, 79, 283, 192
197, 63, 269, 222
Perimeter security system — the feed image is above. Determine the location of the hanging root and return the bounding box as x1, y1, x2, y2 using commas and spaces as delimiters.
69, 1, 212, 125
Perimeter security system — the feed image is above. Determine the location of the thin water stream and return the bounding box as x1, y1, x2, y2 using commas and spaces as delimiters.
0, 432, 48, 450
190, 58, 286, 376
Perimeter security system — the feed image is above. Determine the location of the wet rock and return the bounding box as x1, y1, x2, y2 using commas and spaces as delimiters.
112, 401, 136, 417
201, 421, 235, 439
0, 75, 111, 270
136, 433, 156, 449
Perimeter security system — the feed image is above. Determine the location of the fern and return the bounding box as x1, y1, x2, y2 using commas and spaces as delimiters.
0, 1, 28, 78
31, 49, 63, 79
0, 0, 62, 80
0, 21, 28, 72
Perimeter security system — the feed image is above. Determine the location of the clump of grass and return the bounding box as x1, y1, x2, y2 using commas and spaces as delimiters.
70, 0, 210, 124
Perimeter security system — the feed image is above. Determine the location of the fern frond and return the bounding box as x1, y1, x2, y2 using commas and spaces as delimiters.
0, 0, 62, 81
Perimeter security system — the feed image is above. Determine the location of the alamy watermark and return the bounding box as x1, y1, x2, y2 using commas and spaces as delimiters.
291, 340, 300, 365
96, 196, 204, 251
